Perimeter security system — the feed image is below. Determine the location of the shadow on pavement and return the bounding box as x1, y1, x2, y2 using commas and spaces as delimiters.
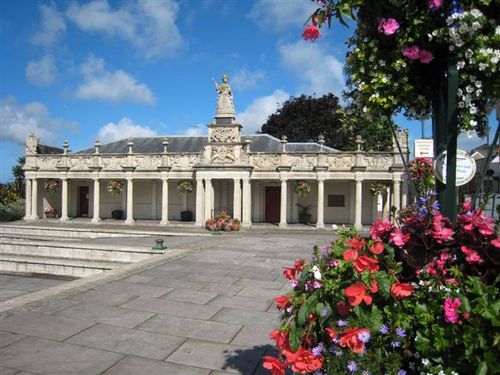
223, 344, 293, 375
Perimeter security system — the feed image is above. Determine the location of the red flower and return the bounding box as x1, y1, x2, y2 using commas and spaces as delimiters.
492, 238, 500, 248
370, 220, 393, 241
325, 327, 337, 341
339, 328, 369, 353
353, 256, 379, 273
390, 228, 410, 247
391, 282, 413, 299
460, 246, 484, 264
343, 248, 358, 261
345, 237, 366, 251
274, 295, 292, 310
302, 25, 321, 41
370, 241, 384, 255
345, 282, 372, 306
262, 356, 286, 375
369, 281, 379, 293
270, 329, 290, 351
294, 259, 305, 272
283, 267, 296, 280
337, 301, 351, 316
287, 347, 323, 374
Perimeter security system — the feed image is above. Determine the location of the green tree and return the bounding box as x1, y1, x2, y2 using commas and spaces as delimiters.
11, 156, 25, 197
260, 93, 391, 151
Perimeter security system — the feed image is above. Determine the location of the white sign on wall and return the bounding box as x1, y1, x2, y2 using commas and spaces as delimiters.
415, 139, 434, 158
434, 149, 476, 186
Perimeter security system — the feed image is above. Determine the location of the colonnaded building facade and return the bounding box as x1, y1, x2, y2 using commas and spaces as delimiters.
22, 74, 409, 230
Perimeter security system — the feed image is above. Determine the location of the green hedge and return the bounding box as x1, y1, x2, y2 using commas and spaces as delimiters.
0, 199, 25, 221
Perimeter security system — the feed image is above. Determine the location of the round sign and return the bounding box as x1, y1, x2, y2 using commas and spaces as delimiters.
434, 149, 476, 186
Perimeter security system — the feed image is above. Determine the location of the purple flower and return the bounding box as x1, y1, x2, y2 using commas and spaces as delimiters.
290, 279, 299, 288
333, 349, 343, 356
321, 307, 329, 317
397, 370, 407, 375
313, 280, 322, 289
312, 343, 324, 357
347, 360, 358, 372
357, 330, 371, 343
380, 324, 389, 334
391, 340, 401, 348
337, 319, 348, 327
321, 245, 330, 254
396, 328, 406, 337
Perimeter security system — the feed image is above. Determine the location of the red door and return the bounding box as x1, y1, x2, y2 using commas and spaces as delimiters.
265, 186, 281, 223
78, 186, 89, 217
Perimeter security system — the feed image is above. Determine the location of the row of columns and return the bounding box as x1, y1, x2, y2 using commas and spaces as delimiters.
24, 177, 403, 229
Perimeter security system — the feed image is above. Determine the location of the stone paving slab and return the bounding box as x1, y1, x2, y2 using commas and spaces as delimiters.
95, 280, 173, 297
68, 289, 137, 306
230, 326, 274, 347
66, 323, 186, 360
210, 308, 279, 329
208, 295, 273, 312
0, 331, 25, 349
0, 311, 94, 340
103, 355, 211, 375
138, 314, 242, 344
0, 336, 123, 374
160, 289, 218, 304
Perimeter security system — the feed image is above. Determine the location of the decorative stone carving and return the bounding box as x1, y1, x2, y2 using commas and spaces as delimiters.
209, 127, 239, 143
169, 154, 199, 169
133, 155, 162, 170
101, 157, 126, 170
250, 154, 280, 170
37, 156, 59, 170
211, 146, 235, 163
363, 155, 393, 170
25, 133, 38, 155
289, 155, 317, 170
326, 155, 355, 169
68, 157, 94, 170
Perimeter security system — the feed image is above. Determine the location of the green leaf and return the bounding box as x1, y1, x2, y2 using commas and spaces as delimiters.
476, 362, 488, 375
289, 325, 303, 352
298, 303, 309, 326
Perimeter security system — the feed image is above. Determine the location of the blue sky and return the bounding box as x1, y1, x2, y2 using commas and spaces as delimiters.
0, 0, 497, 183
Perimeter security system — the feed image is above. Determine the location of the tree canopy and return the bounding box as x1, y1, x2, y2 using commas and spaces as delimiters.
260, 93, 393, 151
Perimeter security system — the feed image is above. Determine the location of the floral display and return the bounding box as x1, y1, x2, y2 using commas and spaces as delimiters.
293, 180, 312, 198
408, 157, 435, 196
264, 193, 499, 374
44, 179, 60, 195
368, 182, 387, 196
107, 180, 123, 196
303, 1, 498, 136
177, 180, 194, 194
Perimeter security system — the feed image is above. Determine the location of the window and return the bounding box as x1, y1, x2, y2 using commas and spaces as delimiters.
328, 194, 345, 207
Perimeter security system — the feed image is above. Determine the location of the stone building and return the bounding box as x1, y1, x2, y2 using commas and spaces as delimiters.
23, 75, 408, 230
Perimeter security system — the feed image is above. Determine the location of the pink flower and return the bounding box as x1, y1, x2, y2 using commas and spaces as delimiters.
492, 238, 500, 248
390, 228, 410, 247
403, 46, 420, 60
370, 220, 393, 241
377, 18, 400, 35
427, 0, 443, 10
302, 25, 321, 41
419, 49, 434, 64
460, 246, 484, 264
443, 297, 461, 324
432, 214, 454, 244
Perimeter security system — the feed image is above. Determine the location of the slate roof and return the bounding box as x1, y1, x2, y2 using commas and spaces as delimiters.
72, 134, 339, 154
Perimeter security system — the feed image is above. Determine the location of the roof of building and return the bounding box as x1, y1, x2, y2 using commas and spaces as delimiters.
72, 134, 339, 154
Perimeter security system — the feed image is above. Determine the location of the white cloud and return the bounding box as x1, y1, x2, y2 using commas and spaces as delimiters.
279, 40, 345, 97
25, 54, 57, 86
75, 55, 155, 104
97, 117, 158, 143
31, 3, 66, 47
182, 123, 207, 136
237, 89, 290, 134
66, 0, 182, 60
0, 96, 76, 146
231, 68, 266, 92
248, 0, 317, 31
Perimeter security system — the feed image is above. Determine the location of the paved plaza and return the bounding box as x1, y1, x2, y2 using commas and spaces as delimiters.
0, 232, 335, 374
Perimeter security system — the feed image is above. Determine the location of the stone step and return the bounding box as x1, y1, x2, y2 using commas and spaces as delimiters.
0, 254, 123, 278
0, 224, 150, 239
0, 238, 165, 263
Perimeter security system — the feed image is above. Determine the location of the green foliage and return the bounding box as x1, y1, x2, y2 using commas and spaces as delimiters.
0, 184, 21, 205
0, 199, 25, 221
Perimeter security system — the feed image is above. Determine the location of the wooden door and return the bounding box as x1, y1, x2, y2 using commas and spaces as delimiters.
265, 186, 281, 223
78, 186, 89, 217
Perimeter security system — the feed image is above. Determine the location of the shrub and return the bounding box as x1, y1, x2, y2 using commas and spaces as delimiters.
0, 199, 25, 221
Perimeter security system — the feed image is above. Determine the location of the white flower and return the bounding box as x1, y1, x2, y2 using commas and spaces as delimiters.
422, 358, 430, 366
475, 80, 482, 88
457, 61, 465, 69
470, 107, 477, 114
331, 224, 339, 230
458, 101, 465, 108
311, 266, 322, 280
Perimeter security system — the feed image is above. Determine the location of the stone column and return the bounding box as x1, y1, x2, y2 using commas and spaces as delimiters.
195, 177, 204, 226
125, 178, 134, 224
204, 178, 213, 220
24, 179, 32, 220
233, 178, 241, 220
242, 178, 252, 227
401, 178, 408, 208
59, 178, 69, 221
279, 178, 288, 228
392, 178, 401, 213
91, 179, 101, 223
354, 178, 363, 231
31, 178, 39, 219
160, 179, 169, 225
316, 179, 325, 229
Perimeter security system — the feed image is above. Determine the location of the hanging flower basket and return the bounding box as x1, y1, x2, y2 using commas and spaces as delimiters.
369, 182, 387, 196
293, 180, 311, 198
177, 180, 193, 194
44, 179, 60, 195
107, 180, 123, 196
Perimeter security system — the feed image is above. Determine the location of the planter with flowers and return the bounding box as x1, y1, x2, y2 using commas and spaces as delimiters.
293, 180, 311, 198
44, 179, 60, 196
107, 180, 123, 196
44, 207, 57, 218
177, 181, 193, 221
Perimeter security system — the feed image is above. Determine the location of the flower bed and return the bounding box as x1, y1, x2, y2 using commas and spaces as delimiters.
107, 180, 123, 196
264, 197, 499, 374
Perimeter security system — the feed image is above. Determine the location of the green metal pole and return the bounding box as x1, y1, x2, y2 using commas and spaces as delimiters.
432, 68, 447, 208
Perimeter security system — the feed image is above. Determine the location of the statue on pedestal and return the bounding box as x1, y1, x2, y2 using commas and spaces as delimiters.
212, 73, 235, 119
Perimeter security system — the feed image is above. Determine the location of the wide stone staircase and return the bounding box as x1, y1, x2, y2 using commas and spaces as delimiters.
0, 224, 169, 278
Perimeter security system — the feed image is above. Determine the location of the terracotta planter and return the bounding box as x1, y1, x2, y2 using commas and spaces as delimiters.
207, 223, 217, 231
232, 223, 241, 231
221, 222, 233, 231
